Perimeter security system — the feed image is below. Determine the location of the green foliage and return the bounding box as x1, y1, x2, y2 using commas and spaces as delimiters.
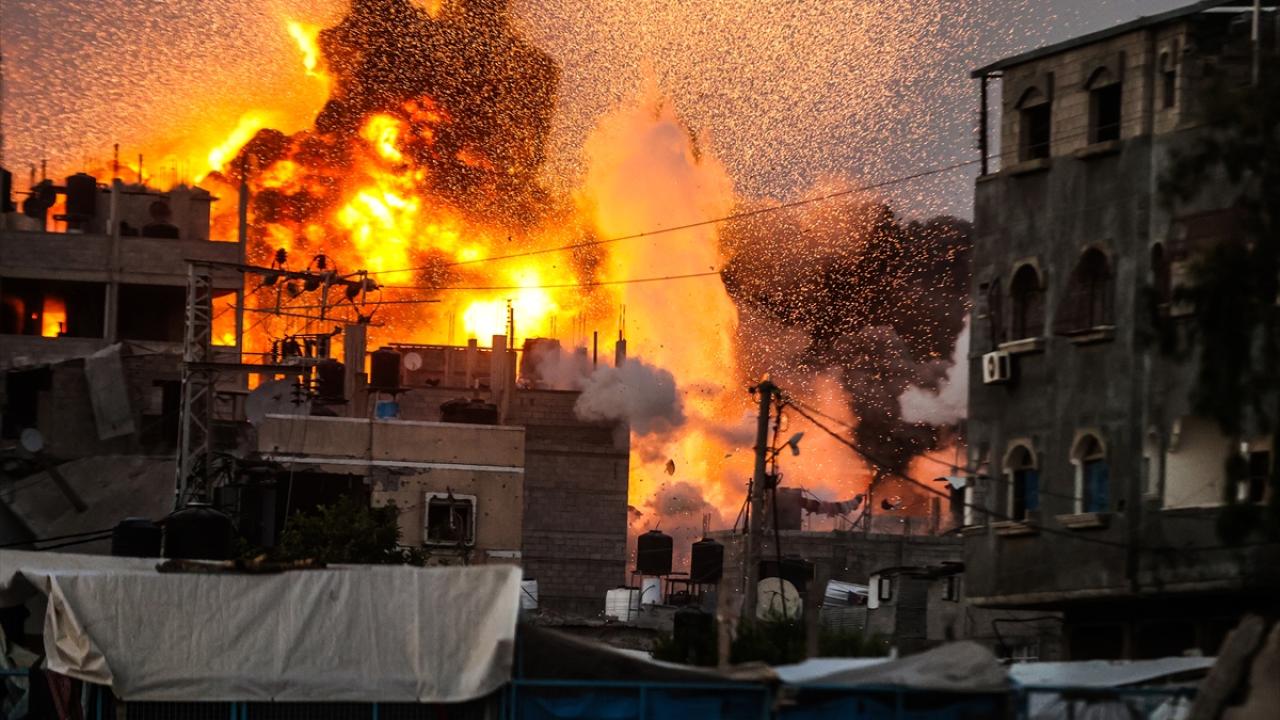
274, 496, 424, 565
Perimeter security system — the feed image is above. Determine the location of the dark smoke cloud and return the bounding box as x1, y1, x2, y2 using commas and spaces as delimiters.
723, 200, 971, 474
234, 0, 559, 229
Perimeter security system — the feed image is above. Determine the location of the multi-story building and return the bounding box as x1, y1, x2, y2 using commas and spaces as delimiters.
0, 171, 243, 450
963, 0, 1279, 659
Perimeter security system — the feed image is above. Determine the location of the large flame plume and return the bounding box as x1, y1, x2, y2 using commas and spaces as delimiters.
7, 0, 977, 550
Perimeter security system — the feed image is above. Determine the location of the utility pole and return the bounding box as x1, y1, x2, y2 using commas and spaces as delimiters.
742, 378, 777, 621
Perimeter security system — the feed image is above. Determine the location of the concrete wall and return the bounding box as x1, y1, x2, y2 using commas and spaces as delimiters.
258, 415, 526, 565
507, 390, 630, 618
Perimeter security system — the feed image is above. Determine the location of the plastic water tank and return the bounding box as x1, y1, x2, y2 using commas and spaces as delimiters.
369, 349, 402, 391
520, 580, 539, 611
163, 502, 234, 560
64, 173, 99, 222
111, 518, 161, 557
640, 577, 662, 606
604, 587, 640, 621
315, 359, 345, 400
635, 529, 673, 576
689, 537, 724, 584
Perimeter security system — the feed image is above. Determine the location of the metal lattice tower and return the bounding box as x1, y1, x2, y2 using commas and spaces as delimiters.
175, 263, 215, 508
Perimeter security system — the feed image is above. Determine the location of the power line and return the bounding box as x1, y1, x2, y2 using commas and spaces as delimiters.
383, 268, 724, 292
363, 158, 982, 276
784, 398, 1263, 552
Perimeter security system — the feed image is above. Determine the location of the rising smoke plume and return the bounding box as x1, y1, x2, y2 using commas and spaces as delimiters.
574, 359, 686, 437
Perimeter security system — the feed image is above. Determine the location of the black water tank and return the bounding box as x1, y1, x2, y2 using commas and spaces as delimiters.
759, 554, 814, 594
163, 502, 234, 560
636, 529, 673, 576
689, 537, 724, 584
440, 397, 500, 425
65, 173, 98, 221
315, 359, 345, 400
369, 348, 402, 391
111, 518, 161, 557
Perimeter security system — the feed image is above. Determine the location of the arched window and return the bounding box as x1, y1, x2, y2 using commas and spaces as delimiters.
1010, 264, 1045, 340
1017, 87, 1052, 161
1056, 248, 1113, 335
1087, 67, 1122, 143
1006, 444, 1040, 520
1151, 243, 1172, 307
1073, 434, 1109, 513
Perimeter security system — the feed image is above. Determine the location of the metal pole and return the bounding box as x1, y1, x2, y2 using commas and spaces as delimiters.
236, 155, 249, 359
1252, 0, 1262, 87
742, 379, 775, 621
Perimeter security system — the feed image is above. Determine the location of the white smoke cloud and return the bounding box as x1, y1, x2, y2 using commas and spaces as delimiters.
898, 319, 969, 425
574, 358, 686, 436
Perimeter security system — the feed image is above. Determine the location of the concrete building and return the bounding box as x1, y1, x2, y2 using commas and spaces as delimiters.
257, 414, 526, 563
965, 0, 1280, 659
328, 340, 631, 616
1, 175, 243, 370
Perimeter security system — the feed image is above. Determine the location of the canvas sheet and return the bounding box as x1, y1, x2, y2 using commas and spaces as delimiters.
0, 551, 521, 703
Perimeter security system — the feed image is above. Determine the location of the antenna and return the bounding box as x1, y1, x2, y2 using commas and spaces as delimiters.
0, 41, 6, 167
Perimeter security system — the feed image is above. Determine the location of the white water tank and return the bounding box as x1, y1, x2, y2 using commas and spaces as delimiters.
520, 580, 539, 611
640, 577, 662, 606
605, 587, 640, 621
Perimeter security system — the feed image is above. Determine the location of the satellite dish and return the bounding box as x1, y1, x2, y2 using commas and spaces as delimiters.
403, 352, 423, 372
245, 379, 311, 426
756, 577, 802, 620
19, 428, 44, 454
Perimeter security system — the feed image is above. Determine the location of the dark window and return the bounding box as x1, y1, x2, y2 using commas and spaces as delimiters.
1090, 81, 1123, 143
1056, 248, 1113, 335
425, 495, 475, 546
117, 284, 186, 342
1077, 435, 1109, 513
1070, 623, 1125, 660
1161, 52, 1177, 109
1008, 446, 1040, 520
1242, 450, 1271, 503
1010, 265, 1045, 339
1, 277, 106, 338
1151, 243, 1172, 306
1018, 91, 1052, 160
986, 278, 1006, 347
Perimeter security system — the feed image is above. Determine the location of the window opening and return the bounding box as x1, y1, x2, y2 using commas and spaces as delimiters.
1010, 265, 1045, 339
424, 492, 476, 546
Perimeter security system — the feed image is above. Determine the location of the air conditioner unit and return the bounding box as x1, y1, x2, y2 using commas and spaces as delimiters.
982, 350, 1012, 384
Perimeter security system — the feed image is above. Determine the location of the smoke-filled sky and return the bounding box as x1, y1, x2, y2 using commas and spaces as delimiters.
1, 0, 1189, 217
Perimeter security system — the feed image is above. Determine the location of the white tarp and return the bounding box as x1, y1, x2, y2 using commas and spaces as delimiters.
779, 641, 1009, 692
0, 551, 521, 703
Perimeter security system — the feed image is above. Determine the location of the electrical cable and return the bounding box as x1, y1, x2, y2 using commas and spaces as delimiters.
363, 158, 982, 276
785, 398, 1267, 552
383, 269, 725, 292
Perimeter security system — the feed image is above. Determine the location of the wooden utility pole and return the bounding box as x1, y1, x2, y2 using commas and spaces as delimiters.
742, 379, 777, 621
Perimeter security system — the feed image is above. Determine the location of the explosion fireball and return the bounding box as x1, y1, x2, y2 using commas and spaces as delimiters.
5, 0, 992, 555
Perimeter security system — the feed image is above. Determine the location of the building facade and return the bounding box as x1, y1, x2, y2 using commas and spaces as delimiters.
964, 0, 1279, 659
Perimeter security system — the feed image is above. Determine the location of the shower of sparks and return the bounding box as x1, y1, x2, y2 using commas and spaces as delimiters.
2, 0, 1124, 548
